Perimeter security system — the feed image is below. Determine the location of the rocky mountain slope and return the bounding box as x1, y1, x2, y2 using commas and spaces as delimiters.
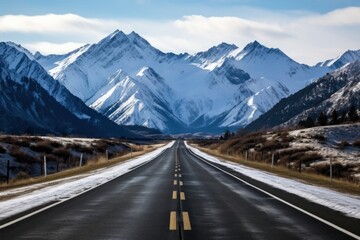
0, 43, 138, 138
246, 61, 360, 130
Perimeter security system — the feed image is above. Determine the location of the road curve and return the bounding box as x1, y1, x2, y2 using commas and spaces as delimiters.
0, 140, 359, 240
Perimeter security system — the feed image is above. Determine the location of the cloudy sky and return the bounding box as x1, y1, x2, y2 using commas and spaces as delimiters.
0, 0, 359, 65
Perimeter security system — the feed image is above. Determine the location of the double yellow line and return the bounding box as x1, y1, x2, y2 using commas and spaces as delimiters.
170, 158, 191, 231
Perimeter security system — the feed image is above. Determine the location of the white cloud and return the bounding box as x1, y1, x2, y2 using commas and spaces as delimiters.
24, 42, 85, 55
1, 7, 359, 64
297, 7, 360, 26
0, 13, 118, 36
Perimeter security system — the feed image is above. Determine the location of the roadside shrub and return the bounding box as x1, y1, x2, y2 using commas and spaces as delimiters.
9, 147, 37, 163
258, 140, 289, 152
314, 162, 355, 178
0, 145, 6, 154
313, 134, 326, 142
16, 139, 31, 147
29, 140, 53, 153
338, 140, 350, 149
45, 154, 58, 162
67, 143, 93, 154
297, 153, 322, 165
53, 148, 71, 159
92, 141, 108, 152
14, 171, 30, 180
1, 136, 17, 144
352, 140, 360, 147
49, 141, 62, 148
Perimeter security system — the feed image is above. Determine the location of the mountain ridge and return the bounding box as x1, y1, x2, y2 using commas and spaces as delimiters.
0, 42, 141, 138
8, 30, 360, 134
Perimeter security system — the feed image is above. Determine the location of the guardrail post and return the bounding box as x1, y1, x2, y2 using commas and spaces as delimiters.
271, 153, 274, 167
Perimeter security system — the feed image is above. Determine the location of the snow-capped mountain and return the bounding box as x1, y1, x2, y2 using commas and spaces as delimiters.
0, 62, 92, 135
316, 49, 360, 70
34, 30, 360, 133
246, 61, 360, 130
0, 42, 138, 137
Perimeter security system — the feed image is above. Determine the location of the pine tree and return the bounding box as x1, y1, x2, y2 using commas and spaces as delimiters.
224, 130, 231, 140
348, 105, 359, 122
330, 110, 338, 125
339, 110, 347, 124
317, 111, 328, 126
305, 116, 315, 128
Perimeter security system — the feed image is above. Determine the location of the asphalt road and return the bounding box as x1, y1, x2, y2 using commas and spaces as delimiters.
0, 140, 359, 240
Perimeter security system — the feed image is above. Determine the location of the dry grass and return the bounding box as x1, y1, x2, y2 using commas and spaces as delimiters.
353, 140, 360, 147
29, 140, 53, 153
9, 146, 38, 163
0, 143, 163, 191
192, 144, 360, 196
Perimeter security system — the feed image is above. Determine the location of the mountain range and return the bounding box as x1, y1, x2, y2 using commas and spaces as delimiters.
246, 61, 360, 131
0, 42, 138, 138
2, 30, 360, 134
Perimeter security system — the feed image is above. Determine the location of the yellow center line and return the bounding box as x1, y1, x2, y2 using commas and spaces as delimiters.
174, 180, 177, 185
180, 192, 185, 200
172, 191, 177, 200
182, 212, 192, 230
170, 212, 177, 230
179, 181, 183, 186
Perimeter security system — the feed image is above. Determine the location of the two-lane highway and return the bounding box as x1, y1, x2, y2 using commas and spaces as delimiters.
0, 141, 359, 239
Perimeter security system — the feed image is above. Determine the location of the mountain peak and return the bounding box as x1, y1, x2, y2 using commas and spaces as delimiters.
127, 31, 155, 49
128, 31, 140, 39
316, 49, 360, 69
217, 42, 238, 50
192, 42, 238, 67
4, 41, 35, 60
243, 40, 266, 52
239, 40, 289, 61
109, 29, 127, 40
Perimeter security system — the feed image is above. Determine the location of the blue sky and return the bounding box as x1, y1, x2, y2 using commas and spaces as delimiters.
0, 0, 359, 64
1, 0, 358, 18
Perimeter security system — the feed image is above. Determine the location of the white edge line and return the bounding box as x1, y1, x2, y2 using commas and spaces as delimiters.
186, 147, 360, 240
0, 149, 167, 230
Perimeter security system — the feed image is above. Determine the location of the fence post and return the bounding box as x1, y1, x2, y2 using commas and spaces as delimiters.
288, 155, 291, 169
106, 150, 109, 160
298, 160, 302, 173
44, 156, 47, 177
330, 157, 333, 183
271, 153, 275, 167
245, 150, 248, 161
80, 153, 83, 167
6, 160, 10, 184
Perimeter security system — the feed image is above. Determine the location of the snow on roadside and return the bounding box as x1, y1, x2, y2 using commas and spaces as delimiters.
0, 141, 174, 221
185, 142, 360, 219
289, 123, 360, 165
